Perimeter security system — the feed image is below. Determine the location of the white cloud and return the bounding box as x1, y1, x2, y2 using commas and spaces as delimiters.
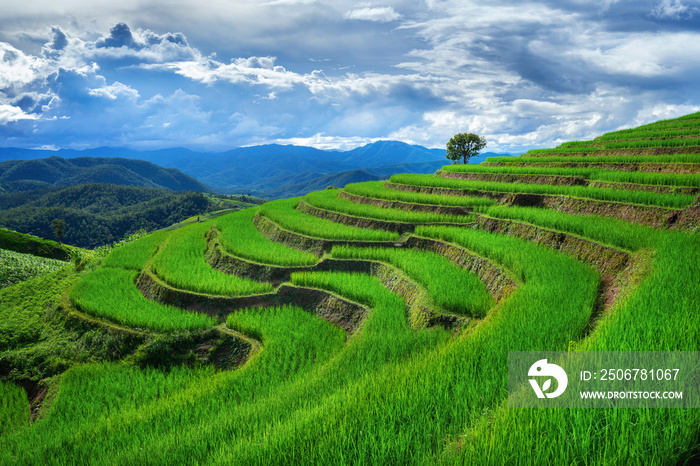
0, 42, 47, 92
572, 32, 700, 77
86, 81, 139, 101
651, 0, 694, 19
0, 104, 38, 123
344, 7, 402, 22
144, 56, 305, 89
264, 133, 377, 151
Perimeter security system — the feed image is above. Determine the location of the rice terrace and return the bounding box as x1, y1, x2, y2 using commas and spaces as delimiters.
1, 111, 699, 464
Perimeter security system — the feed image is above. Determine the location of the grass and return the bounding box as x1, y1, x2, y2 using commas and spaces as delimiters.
258, 197, 400, 241
3, 204, 698, 465
560, 128, 700, 145
331, 245, 493, 316
0, 266, 145, 385
216, 229, 598, 464
304, 189, 475, 224
0, 249, 69, 289
226, 305, 348, 383
343, 181, 496, 207
525, 138, 700, 155
389, 173, 696, 209
525, 146, 599, 154
0, 381, 28, 436
1, 273, 446, 464
71, 227, 227, 331
101, 229, 171, 271
288, 271, 448, 372
0, 228, 72, 261
525, 137, 700, 155
604, 138, 700, 150
215, 208, 318, 266
485, 153, 700, 164
483, 205, 660, 251
70, 267, 217, 331
0, 269, 76, 356
150, 222, 274, 297
4, 109, 700, 464
441, 164, 700, 187
450, 231, 700, 465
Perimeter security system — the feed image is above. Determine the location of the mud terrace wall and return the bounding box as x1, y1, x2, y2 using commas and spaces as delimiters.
338, 190, 474, 216
136, 271, 368, 334
481, 161, 700, 174
438, 170, 588, 187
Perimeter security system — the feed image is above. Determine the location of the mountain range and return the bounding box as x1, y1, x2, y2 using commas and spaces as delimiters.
0, 142, 515, 199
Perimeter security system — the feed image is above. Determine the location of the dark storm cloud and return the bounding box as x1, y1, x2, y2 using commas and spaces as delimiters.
96, 22, 140, 49
44, 26, 68, 52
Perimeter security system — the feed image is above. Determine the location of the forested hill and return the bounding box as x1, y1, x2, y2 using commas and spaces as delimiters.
0, 184, 214, 248
0, 156, 209, 193
0, 143, 516, 198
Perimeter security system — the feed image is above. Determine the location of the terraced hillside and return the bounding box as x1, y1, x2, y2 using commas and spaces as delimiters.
2, 112, 700, 464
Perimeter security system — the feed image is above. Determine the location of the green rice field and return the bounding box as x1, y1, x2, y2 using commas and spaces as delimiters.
1, 111, 699, 465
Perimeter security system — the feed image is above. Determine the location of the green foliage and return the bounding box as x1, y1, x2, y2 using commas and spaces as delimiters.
0, 381, 28, 436
441, 164, 700, 187
0, 249, 68, 289
452, 233, 700, 465
390, 173, 696, 208
0, 227, 71, 261
69, 267, 217, 331
132, 329, 248, 371
331, 245, 493, 316
529, 133, 700, 153
92, 228, 151, 260
50, 219, 65, 244
485, 153, 700, 164
0, 184, 214, 248
0, 304, 352, 464
560, 128, 700, 145
226, 304, 347, 382
3, 111, 700, 465
0, 156, 208, 192
484, 205, 659, 251
258, 197, 400, 241
100, 230, 169, 271
446, 132, 487, 164
0, 268, 144, 382
215, 208, 318, 266
289, 271, 446, 365
343, 180, 496, 207
150, 222, 274, 296
227, 232, 597, 464
304, 189, 475, 224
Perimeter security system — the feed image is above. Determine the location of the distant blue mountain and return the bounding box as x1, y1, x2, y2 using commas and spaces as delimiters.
0, 142, 516, 198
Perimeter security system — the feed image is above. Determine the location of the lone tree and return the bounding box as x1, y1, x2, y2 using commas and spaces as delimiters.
51, 219, 66, 245
446, 132, 487, 164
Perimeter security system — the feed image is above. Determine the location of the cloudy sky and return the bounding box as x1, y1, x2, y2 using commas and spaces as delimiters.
1, 0, 700, 154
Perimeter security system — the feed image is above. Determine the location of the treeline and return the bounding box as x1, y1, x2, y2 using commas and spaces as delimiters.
0, 184, 214, 248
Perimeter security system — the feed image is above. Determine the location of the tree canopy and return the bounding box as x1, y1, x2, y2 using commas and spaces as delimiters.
0, 184, 215, 248
50, 219, 65, 245
446, 133, 487, 164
